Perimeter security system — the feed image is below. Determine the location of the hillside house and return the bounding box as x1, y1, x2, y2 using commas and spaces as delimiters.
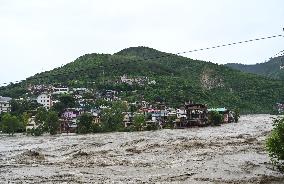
52, 87, 69, 94
0, 96, 12, 114
37, 93, 52, 110
103, 90, 119, 101
61, 108, 81, 119
121, 75, 134, 85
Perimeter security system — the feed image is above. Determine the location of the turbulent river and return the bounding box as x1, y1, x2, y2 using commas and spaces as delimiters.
0, 114, 283, 183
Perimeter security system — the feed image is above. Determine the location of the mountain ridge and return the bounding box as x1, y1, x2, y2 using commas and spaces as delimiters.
225, 56, 284, 79
0, 46, 283, 113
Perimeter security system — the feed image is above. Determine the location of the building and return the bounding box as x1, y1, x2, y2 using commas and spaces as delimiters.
208, 107, 233, 123
37, 94, 52, 110
62, 108, 81, 119
0, 96, 12, 114
184, 103, 208, 126
26, 116, 38, 131
276, 103, 284, 114
52, 87, 69, 94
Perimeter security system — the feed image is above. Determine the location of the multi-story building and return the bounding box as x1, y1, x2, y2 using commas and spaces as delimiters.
52, 87, 69, 94
37, 93, 52, 110
0, 96, 12, 114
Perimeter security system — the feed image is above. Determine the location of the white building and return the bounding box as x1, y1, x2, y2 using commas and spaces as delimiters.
0, 96, 12, 114
37, 94, 52, 110
120, 75, 134, 85
52, 87, 69, 94
26, 116, 38, 131
176, 108, 187, 119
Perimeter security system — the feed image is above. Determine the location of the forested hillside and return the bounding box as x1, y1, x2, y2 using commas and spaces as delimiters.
1, 47, 283, 113
225, 56, 284, 79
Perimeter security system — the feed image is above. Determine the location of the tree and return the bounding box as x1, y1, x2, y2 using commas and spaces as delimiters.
77, 113, 93, 134
266, 117, 284, 172
59, 94, 76, 108
0, 113, 21, 135
51, 102, 65, 115
22, 112, 29, 128
34, 107, 48, 135
10, 99, 41, 116
46, 111, 59, 135
100, 101, 127, 132
233, 108, 240, 123
209, 111, 223, 126
133, 114, 145, 131
51, 94, 76, 115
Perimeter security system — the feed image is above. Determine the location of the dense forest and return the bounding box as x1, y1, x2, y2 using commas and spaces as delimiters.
225, 55, 284, 79
1, 46, 284, 113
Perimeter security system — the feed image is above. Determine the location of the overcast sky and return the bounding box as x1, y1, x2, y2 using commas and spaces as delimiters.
0, 0, 283, 85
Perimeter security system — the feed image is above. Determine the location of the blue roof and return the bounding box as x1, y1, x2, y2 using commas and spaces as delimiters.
208, 107, 227, 112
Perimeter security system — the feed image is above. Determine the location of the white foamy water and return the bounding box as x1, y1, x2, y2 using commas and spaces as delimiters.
0, 114, 283, 183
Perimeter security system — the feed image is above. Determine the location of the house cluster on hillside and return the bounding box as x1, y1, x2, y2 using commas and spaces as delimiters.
0, 82, 245, 133
117, 74, 156, 86
26, 82, 236, 133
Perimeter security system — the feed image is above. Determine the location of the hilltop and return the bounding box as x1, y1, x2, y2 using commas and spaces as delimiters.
0, 46, 283, 113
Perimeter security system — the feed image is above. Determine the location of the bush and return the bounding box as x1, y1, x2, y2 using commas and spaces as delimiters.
209, 111, 223, 126
266, 117, 284, 172
92, 123, 103, 133
31, 127, 44, 136
233, 108, 240, 123
144, 123, 158, 131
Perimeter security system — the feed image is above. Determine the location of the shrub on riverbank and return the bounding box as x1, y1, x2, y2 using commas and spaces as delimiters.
266, 117, 284, 172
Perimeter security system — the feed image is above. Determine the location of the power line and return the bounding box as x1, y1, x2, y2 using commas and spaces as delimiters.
175, 34, 284, 55
0, 33, 283, 87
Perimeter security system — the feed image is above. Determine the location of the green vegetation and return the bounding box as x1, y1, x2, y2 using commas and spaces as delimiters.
77, 113, 93, 134
100, 101, 127, 132
46, 111, 59, 135
29, 107, 60, 136
225, 56, 284, 80
209, 111, 223, 126
0, 47, 283, 114
133, 114, 146, 131
0, 113, 23, 135
266, 117, 284, 172
233, 108, 240, 122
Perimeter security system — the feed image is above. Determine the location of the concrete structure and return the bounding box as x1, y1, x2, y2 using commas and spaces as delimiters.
52, 87, 69, 94
0, 96, 12, 114
26, 117, 38, 131
37, 94, 52, 110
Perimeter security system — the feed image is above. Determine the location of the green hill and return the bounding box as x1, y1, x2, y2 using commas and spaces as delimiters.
225, 56, 284, 79
1, 46, 283, 113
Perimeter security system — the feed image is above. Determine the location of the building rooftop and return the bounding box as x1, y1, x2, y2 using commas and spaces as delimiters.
0, 96, 12, 103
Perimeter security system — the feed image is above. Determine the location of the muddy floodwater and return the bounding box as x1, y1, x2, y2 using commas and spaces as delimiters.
0, 114, 283, 183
